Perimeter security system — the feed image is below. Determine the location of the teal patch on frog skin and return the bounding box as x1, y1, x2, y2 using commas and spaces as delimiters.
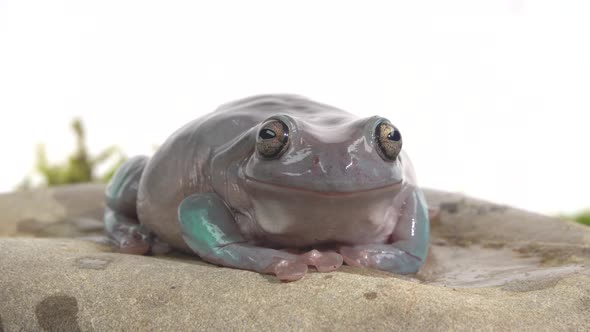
414, 190, 430, 262
178, 194, 245, 257
387, 189, 430, 263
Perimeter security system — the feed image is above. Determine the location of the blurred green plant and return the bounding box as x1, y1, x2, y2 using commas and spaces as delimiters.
571, 212, 590, 226
559, 210, 590, 227
17, 118, 126, 189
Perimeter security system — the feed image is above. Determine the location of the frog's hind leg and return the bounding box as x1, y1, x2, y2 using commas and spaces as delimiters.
104, 156, 152, 255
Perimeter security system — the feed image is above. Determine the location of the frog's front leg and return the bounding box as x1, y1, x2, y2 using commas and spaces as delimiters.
340, 187, 429, 274
178, 193, 343, 281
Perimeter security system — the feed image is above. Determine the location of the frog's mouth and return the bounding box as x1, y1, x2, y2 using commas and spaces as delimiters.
244, 176, 402, 197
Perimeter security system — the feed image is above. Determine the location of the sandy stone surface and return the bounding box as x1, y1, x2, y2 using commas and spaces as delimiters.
1, 184, 589, 331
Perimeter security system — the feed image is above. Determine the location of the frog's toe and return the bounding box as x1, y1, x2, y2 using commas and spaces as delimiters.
300, 250, 343, 272
105, 209, 152, 255
270, 260, 308, 281
339, 246, 371, 268
119, 233, 151, 255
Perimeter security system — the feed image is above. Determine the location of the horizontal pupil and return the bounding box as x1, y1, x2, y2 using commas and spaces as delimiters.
260, 128, 276, 139
387, 130, 401, 141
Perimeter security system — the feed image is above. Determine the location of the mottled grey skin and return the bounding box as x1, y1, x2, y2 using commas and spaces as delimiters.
105, 94, 429, 281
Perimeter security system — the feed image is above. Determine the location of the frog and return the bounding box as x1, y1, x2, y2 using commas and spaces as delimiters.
104, 94, 429, 281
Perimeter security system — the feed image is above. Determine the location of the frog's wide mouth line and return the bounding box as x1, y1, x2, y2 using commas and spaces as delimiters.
244, 176, 402, 197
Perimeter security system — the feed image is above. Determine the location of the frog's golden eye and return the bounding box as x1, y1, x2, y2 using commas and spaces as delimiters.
256, 119, 290, 159
375, 121, 402, 161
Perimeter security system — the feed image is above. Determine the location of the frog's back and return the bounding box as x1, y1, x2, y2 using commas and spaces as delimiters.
137, 94, 357, 250
198, 94, 357, 144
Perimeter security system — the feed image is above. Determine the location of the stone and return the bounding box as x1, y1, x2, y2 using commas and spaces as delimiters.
0, 184, 589, 330
0, 184, 105, 239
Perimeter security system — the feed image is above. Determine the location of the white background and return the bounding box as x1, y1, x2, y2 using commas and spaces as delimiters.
0, 0, 589, 214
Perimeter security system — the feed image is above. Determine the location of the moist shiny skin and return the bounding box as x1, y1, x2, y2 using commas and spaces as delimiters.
105, 94, 430, 281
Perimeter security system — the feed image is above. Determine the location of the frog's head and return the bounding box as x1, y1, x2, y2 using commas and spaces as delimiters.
243, 113, 404, 192
239, 111, 408, 246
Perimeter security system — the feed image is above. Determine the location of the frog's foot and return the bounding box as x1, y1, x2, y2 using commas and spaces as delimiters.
298, 249, 343, 272
104, 209, 152, 255
265, 260, 309, 282
261, 250, 342, 280
339, 244, 423, 274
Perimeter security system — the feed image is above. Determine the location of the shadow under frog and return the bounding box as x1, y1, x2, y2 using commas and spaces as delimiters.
103, 94, 429, 281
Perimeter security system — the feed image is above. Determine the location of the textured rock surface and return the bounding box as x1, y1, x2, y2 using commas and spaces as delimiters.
1, 184, 589, 331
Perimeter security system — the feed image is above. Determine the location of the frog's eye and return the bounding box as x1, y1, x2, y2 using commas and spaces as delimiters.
375, 121, 402, 161
256, 119, 290, 159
